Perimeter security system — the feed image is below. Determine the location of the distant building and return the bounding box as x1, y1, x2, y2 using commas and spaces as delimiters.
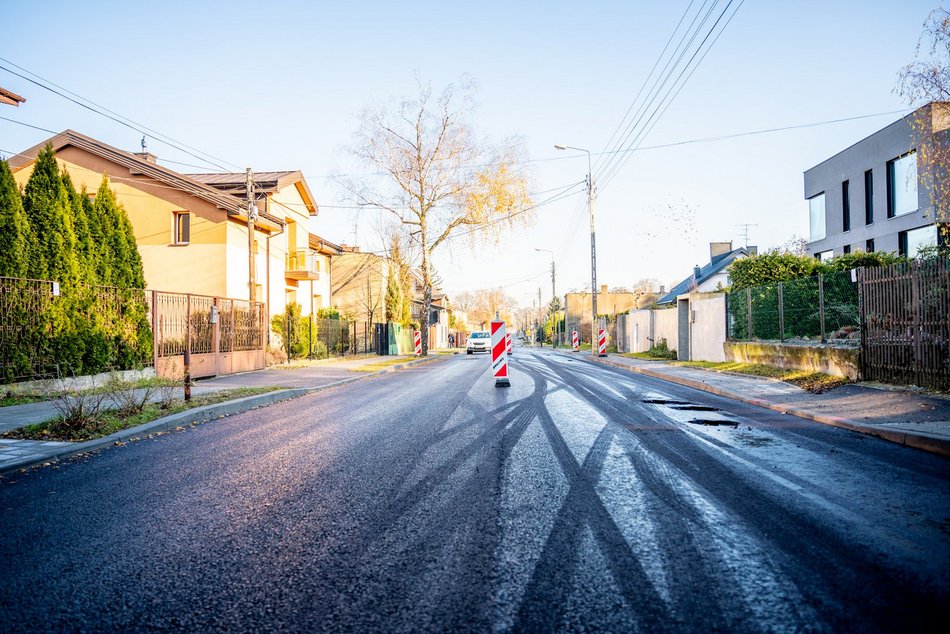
565, 285, 638, 330
804, 102, 949, 259
656, 242, 755, 306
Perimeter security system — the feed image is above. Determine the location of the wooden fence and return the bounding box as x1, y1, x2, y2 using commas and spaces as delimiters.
860, 260, 950, 390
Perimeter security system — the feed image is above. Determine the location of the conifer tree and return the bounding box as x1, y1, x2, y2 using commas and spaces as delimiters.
62, 172, 96, 284
22, 145, 79, 283
384, 269, 402, 323
93, 176, 145, 288
0, 160, 30, 278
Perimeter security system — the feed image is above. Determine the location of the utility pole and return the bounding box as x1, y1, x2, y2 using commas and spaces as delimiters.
554, 144, 598, 345
246, 168, 258, 302
538, 287, 542, 345
550, 259, 557, 346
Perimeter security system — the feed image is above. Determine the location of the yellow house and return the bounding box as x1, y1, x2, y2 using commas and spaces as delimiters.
9, 130, 328, 332
331, 246, 388, 323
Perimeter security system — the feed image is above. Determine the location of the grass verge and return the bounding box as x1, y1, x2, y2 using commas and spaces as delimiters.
353, 356, 436, 372
674, 361, 849, 393
0, 393, 48, 407
2, 387, 279, 442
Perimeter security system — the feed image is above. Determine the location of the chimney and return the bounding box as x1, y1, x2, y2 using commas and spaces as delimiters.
659, 285, 665, 294
134, 152, 158, 163
693, 265, 702, 280
600, 284, 608, 294
709, 241, 732, 263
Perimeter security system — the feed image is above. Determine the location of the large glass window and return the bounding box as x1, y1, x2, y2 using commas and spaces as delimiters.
808, 193, 826, 242
864, 169, 874, 224
842, 180, 850, 232
887, 151, 918, 218
815, 249, 834, 262
899, 224, 937, 257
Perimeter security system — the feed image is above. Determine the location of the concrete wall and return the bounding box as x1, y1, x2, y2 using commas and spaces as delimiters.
653, 308, 678, 352
689, 293, 727, 362
724, 341, 859, 379
621, 293, 725, 361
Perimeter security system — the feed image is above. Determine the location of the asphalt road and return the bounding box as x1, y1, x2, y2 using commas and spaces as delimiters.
1, 347, 948, 632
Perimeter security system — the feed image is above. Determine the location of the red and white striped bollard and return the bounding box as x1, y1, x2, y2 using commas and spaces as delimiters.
413, 330, 421, 356
490, 320, 510, 387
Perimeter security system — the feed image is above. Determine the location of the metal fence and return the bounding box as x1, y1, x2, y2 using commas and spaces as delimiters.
727, 270, 859, 342
0, 277, 268, 382
278, 316, 377, 359
0, 277, 152, 381
860, 259, 950, 390
146, 291, 266, 359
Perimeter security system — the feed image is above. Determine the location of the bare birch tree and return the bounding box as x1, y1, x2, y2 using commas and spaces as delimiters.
344, 78, 532, 354
897, 7, 950, 244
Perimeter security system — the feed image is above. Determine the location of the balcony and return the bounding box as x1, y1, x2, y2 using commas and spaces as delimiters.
285, 250, 320, 281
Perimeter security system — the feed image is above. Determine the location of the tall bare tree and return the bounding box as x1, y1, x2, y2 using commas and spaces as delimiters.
897, 6, 950, 242
345, 78, 532, 353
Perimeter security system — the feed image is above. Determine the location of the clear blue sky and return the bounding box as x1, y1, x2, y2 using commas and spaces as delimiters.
1, 0, 937, 307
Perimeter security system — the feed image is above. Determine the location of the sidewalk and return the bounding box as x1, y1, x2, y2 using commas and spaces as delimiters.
0, 354, 437, 474
574, 351, 950, 457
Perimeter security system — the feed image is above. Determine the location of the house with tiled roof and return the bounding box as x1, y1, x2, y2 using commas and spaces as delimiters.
8, 131, 327, 332
655, 242, 756, 306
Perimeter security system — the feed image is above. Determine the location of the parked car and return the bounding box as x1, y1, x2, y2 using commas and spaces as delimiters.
467, 331, 491, 354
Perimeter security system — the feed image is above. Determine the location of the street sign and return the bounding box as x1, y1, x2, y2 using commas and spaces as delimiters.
490, 320, 510, 387
413, 330, 421, 356
598, 328, 607, 357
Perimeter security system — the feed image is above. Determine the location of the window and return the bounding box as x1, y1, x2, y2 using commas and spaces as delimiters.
815, 249, 834, 262
808, 193, 826, 242
866, 238, 875, 252
173, 212, 190, 244
842, 180, 850, 232
898, 224, 937, 257
843, 244, 851, 254
864, 169, 874, 225
887, 151, 918, 218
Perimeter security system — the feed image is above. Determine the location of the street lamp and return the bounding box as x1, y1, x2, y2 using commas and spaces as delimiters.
535, 248, 557, 346
554, 144, 598, 348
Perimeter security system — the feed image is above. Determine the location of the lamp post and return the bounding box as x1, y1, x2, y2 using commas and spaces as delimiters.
535, 247, 557, 346
554, 144, 598, 348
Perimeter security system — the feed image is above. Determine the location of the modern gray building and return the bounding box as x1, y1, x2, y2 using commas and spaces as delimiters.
804, 102, 949, 259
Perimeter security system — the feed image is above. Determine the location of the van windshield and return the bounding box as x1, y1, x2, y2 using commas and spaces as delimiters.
471, 332, 490, 339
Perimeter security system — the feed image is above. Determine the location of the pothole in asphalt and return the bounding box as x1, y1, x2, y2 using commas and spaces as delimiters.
671, 405, 719, 412
641, 399, 690, 405
687, 419, 739, 427
735, 433, 775, 447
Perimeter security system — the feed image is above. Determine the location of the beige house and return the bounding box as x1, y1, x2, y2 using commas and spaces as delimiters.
565, 285, 639, 332
186, 170, 324, 318
331, 246, 388, 323
10, 130, 326, 331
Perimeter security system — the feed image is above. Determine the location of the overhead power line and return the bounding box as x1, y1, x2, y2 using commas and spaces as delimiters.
597, 0, 745, 191
0, 57, 237, 172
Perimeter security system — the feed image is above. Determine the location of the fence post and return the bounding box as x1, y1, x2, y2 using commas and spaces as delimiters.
184, 293, 192, 401
857, 267, 865, 380
746, 288, 753, 339
818, 274, 826, 343
777, 282, 785, 342
151, 290, 158, 371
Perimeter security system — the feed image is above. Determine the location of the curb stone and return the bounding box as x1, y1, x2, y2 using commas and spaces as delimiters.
0, 354, 447, 476
576, 353, 950, 458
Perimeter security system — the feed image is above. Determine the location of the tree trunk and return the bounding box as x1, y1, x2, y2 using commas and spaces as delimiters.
421, 243, 430, 356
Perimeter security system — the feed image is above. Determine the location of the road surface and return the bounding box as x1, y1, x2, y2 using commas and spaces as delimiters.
1, 347, 947, 632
